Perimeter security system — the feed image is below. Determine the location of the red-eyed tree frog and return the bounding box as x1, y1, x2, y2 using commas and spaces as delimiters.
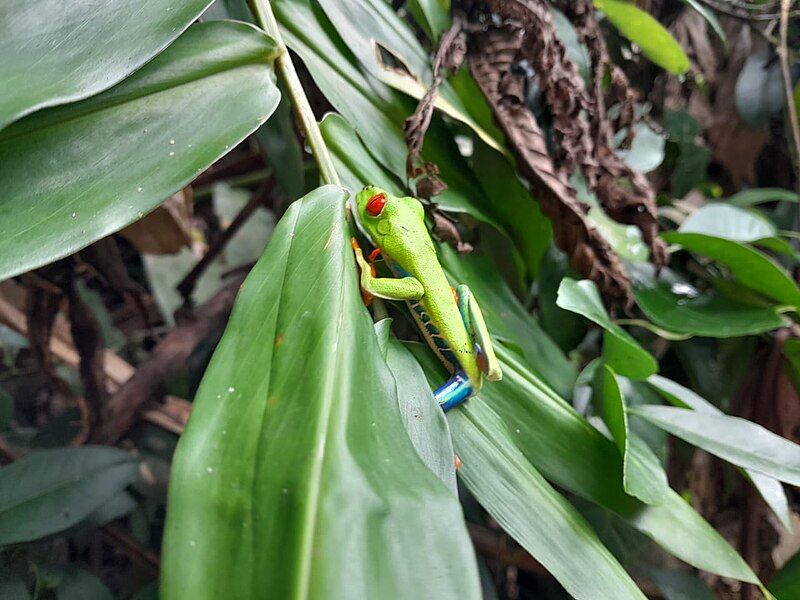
351, 185, 501, 411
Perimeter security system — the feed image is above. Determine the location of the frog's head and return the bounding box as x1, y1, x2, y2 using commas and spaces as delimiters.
354, 185, 425, 246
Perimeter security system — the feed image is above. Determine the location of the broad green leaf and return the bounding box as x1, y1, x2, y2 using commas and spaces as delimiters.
0, 21, 281, 282
680, 203, 777, 241
648, 375, 792, 530
678, 0, 726, 45
630, 405, 800, 486
162, 186, 481, 599
539, 246, 588, 353
593, 0, 690, 74
663, 232, 800, 307
386, 333, 457, 492
769, 551, 800, 600
557, 278, 658, 380
728, 188, 799, 207
0, 447, 137, 545
594, 364, 668, 504
410, 344, 758, 583
629, 265, 786, 338
0, 0, 212, 130
450, 405, 646, 600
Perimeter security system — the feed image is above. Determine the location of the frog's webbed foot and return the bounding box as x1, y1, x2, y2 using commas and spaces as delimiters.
456, 284, 502, 382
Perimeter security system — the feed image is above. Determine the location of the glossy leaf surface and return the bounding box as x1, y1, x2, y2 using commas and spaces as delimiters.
162, 186, 481, 599
557, 278, 657, 380
0, 0, 212, 129
0, 21, 280, 281
593, 0, 690, 74
0, 447, 137, 545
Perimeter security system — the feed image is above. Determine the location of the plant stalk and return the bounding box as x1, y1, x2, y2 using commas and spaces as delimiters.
247, 0, 341, 187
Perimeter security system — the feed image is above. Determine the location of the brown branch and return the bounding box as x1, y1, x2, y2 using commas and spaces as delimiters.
91, 277, 243, 444
177, 180, 275, 303
778, 0, 800, 198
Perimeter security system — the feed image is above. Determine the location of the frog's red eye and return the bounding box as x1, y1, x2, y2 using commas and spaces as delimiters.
366, 193, 386, 216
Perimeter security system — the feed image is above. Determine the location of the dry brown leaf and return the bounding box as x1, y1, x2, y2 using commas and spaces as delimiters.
119, 187, 196, 255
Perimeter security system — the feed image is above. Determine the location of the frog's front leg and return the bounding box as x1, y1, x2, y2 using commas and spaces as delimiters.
456, 284, 502, 382
351, 238, 424, 301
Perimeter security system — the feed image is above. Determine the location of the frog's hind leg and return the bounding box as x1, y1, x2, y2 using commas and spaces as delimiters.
456, 284, 502, 382
434, 371, 474, 412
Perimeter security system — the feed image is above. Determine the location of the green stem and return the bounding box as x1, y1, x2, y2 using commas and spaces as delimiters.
247, 0, 341, 187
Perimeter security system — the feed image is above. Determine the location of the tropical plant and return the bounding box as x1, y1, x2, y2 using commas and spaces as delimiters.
0, 0, 799, 598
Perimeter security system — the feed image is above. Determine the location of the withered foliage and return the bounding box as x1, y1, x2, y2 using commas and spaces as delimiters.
404, 0, 673, 303
403, 16, 467, 192
463, 0, 634, 303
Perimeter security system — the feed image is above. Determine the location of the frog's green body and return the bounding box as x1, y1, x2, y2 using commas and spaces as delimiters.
351, 185, 500, 410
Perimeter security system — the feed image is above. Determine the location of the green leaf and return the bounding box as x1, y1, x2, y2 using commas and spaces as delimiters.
56, 569, 113, 600
647, 375, 792, 530
629, 265, 786, 338
386, 333, 457, 492
593, 0, 690, 74
594, 364, 668, 505
557, 278, 658, 380
663, 232, 800, 307
406, 0, 451, 40
630, 405, 800, 486
439, 246, 575, 397
769, 551, 800, 600
0, 573, 30, 600
728, 188, 799, 207
0, 0, 212, 130
0, 21, 280, 282
162, 186, 481, 599
320, 111, 575, 396
0, 447, 137, 545
679, 203, 777, 242
411, 345, 758, 583
616, 123, 666, 173
450, 404, 647, 600
314, 0, 504, 154
572, 173, 650, 263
